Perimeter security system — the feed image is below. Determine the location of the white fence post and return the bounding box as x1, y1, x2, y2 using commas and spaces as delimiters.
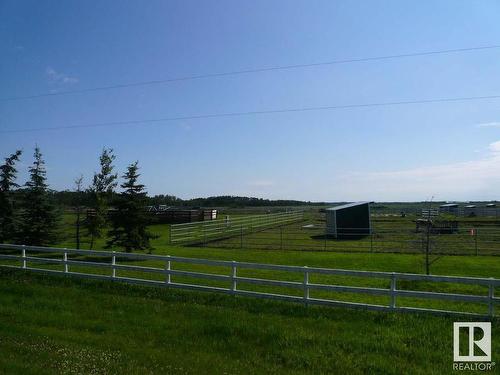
1, 244, 499, 318
166, 256, 171, 284
390, 273, 397, 309
22, 245, 27, 269
231, 261, 237, 293
489, 278, 495, 317
303, 266, 309, 306
63, 250, 68, 273
112, 251, 116, 278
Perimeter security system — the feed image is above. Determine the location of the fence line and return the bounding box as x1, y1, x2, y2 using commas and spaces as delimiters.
0, 244, 498, 317
371, 207, 500, 218
190, 224, 500, 256
169, 210, 304, 244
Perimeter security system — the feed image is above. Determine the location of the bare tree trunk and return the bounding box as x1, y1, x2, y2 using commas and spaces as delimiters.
424, 198, 433, 275
425, 222, 430, 275
75, 209, 81, 249
74, 176, 84, 250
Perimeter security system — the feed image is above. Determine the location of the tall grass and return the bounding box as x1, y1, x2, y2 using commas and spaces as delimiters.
1, 269, 498, 374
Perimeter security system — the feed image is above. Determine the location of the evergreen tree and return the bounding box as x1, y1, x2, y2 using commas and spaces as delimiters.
16, 147, 59, 246
106, 161, 155, 252
85, 148, 117, 249
0, 150, 22, 243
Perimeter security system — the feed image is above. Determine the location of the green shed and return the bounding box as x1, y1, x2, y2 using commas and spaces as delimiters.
325, 202, 372, 239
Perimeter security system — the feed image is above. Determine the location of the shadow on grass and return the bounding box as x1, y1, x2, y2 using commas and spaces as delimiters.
1, 267, 486, 327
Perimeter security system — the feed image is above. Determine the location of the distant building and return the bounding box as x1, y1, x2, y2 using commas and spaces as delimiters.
439, 203, 459, 215
464, 204, 477, 217
325, 201, 372, 238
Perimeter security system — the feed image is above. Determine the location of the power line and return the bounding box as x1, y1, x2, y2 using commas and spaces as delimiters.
2, 93, 500, 134
2, 44, 500, 102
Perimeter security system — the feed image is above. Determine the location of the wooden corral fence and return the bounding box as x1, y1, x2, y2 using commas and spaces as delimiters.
0, 244, 498, 317
152, 208, 217, 224
169, 210, 304, 245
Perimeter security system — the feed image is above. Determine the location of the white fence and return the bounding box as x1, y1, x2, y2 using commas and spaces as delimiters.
169, 210, 304, 245
0, 244, 498, 317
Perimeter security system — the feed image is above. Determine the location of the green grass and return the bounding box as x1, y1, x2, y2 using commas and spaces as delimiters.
2, 210, 500, 373
56, 213, 173, 250
55, 210, 500, 256
1, 269, 498, 375
210, 214, 500, 255
1, 244, 499, 315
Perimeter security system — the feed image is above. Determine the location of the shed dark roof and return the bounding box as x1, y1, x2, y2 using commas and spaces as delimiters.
326, 201, 372, 211
440, 203, 459, 208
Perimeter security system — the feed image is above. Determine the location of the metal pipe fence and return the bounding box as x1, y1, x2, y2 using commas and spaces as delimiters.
193, 225, 500, 255
169, 210, 304, 245
0, 244, 498, 317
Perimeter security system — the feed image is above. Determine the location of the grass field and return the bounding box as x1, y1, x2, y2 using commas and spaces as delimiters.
0, 268, 498, 375
2, 244, 500, 315
208, 212, 500, 255
2, 209, 500, 373
54, 210, 500, 257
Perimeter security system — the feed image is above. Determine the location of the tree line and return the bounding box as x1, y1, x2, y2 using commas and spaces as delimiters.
51, 192, 321, 208
1, 147, 323, 252
0, 147, 154, 253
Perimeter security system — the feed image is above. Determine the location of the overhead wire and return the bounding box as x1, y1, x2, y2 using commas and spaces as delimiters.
2, 93, 500, 134
2, 44, 499, 102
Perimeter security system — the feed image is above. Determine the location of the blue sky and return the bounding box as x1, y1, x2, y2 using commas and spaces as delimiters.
1, 0, 500, 201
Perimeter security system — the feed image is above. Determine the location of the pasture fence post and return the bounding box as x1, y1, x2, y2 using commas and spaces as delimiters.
63, 250, 68, 273
489, 278, 495, 317
231, 261, 237, 293
21, 245, 26, 269
475, 228, 478, 256
390, 273, 397, 309
166, 256, 171, 284
240, 225, 243, 249
370, 232, 373, 252
112, 251, 116, 278
303, 266, 309, 307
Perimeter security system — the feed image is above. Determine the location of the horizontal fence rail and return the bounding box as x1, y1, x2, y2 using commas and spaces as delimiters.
0, 244, 498, 317
192, 224, 500, 256
371, 207, 500, 218
169, 210, 304, 245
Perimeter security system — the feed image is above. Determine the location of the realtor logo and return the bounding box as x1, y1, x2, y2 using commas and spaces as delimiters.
454, 322, 491, 362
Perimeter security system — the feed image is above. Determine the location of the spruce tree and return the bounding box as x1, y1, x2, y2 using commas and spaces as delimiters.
16, 147, 59, 246
0, 150, 22, 243
85, 148, 117, 249
106, 161, 155, 252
